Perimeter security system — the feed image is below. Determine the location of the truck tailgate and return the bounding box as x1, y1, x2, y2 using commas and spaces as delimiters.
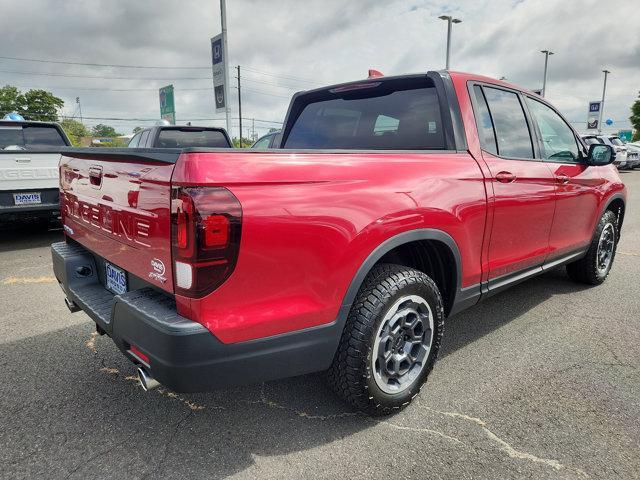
59, 149, 179, 293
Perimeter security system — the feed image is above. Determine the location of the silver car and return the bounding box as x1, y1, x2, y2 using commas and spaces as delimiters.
582, 135, 628, 169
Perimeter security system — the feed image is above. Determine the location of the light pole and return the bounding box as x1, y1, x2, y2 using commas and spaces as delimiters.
439, 15, 462, 70
598, 69, 610, 134
540, 50, 554, 97
219, 0, 231, 137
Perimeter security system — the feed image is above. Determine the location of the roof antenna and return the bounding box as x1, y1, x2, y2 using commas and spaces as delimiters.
368, 69, 384, 78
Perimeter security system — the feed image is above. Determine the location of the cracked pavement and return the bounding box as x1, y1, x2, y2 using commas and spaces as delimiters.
1, 171, 639, 479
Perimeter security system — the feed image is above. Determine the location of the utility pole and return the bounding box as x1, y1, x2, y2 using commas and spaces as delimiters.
540, 50, 554, 97
220, 0, 231, 137
598, 69, 610, 134
439, 15, 462, 70
236, 65, 242, 148
251, 118, 255, 141
76, 96, 83, 124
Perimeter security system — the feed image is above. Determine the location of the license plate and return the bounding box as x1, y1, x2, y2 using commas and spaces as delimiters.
13, 192, 41, 205
106, 263, 127, 295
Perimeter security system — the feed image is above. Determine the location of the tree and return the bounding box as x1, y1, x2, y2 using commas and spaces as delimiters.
60, 119, 90, 146
0, 86, 22, 116
0, 85, 64, 121
91, 124, 121, 137
630, 93, 640, 141
232, 137, 253, 148
19, 90, 64, 121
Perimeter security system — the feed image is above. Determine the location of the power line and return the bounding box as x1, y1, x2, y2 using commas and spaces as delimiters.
0, 69, 211, 80
234, 87, 290, 99
242, 66, 318, 85
0, 54, 210, 70
0, 55, 321, 85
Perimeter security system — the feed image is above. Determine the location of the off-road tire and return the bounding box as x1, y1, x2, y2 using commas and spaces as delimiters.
326, 264, 444, 416
566, 210, 618, 285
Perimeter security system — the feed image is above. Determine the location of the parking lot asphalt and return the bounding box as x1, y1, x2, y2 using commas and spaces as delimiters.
1, 172, 639, 480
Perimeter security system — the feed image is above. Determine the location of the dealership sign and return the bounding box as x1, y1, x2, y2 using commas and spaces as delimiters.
211, 34, 227, 113
159, 85, 175, 125
586, 101, 601, 130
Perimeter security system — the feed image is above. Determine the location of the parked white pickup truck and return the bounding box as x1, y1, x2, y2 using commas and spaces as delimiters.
0, 119, 70, 225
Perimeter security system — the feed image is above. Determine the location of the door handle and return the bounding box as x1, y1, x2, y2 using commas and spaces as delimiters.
556, 174, 570, 184
495, 171, 516, 183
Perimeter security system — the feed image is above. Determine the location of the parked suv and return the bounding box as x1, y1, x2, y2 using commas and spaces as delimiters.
128, 125, 232, 149
52, 71, 624, 415
582, 134, 628, 169
251, 131, 281, 149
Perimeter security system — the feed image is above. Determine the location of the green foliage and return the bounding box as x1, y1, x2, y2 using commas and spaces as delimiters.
91, 124, 122, 137
232, 137, 253, 148
0, 85, 21, 116
92, 138, 128, 148
0, 85, 64, 121
630, 93, 640, 141
60, 119, 90, 146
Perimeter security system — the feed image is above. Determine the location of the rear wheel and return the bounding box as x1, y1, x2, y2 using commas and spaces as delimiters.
566, 210, 618, 285
326, 264, 444, 415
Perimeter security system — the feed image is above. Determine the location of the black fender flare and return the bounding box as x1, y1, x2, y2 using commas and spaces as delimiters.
334, 229, 471, 330
601, 192, 626, 231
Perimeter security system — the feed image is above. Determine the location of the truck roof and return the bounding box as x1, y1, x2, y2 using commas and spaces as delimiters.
0, 119, 65, 128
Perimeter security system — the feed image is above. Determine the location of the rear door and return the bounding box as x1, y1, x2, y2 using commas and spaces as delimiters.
470, 84, 556, 283
524, 95, 603, 258
59, 151, 177, 293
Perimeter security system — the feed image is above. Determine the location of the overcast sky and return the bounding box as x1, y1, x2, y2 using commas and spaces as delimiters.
0, 0, 638, 137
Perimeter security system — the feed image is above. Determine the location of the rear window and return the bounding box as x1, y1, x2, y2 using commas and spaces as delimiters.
609, 137, 624, 146
0, 125, 67, 150
156, 129, 230, 148
283, 78, 445, 150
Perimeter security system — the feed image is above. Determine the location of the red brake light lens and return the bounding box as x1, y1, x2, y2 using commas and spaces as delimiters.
171, 187, 242, 298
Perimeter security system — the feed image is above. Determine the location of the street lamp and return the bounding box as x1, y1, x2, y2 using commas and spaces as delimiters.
599, 69, 611, 134
439, 15, 462, 70
540, 50, 554, 97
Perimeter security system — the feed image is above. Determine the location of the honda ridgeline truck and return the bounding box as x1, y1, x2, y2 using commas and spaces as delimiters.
52, 71, 625, 415
1, 119, 71, 224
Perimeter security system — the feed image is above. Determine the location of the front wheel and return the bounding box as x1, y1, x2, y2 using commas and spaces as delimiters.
326, 264, 444, 415
566, 209, 618, 285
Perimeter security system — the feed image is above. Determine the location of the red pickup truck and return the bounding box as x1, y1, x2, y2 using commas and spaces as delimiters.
52, 71, 625, 415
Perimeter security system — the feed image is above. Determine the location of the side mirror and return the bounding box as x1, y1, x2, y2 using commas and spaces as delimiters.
587, 144, 615, 166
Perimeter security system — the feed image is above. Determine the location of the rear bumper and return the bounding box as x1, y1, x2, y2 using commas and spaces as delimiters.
51, 240, 338, 392
0, 188, 60, 219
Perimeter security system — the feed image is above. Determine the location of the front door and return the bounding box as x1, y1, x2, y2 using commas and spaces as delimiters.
524, 95, 604, 259
471, 84, 556, 282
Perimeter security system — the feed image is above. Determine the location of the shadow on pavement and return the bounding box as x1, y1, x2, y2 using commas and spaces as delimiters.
0, 223, 63, 253
0, 262, 591, 478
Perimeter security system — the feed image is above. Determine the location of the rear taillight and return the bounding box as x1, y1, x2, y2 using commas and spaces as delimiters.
171, 187, 242, 298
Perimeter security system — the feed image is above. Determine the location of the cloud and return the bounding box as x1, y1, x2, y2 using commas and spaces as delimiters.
0, 0, 637, 136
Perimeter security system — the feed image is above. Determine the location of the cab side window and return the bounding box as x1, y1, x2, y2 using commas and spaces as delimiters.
472, 85, 498, 155
525, 97, 580, 163
481, 86, 534, 159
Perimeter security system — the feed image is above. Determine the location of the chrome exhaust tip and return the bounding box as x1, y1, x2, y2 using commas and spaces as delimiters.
137, 367, 160, 391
